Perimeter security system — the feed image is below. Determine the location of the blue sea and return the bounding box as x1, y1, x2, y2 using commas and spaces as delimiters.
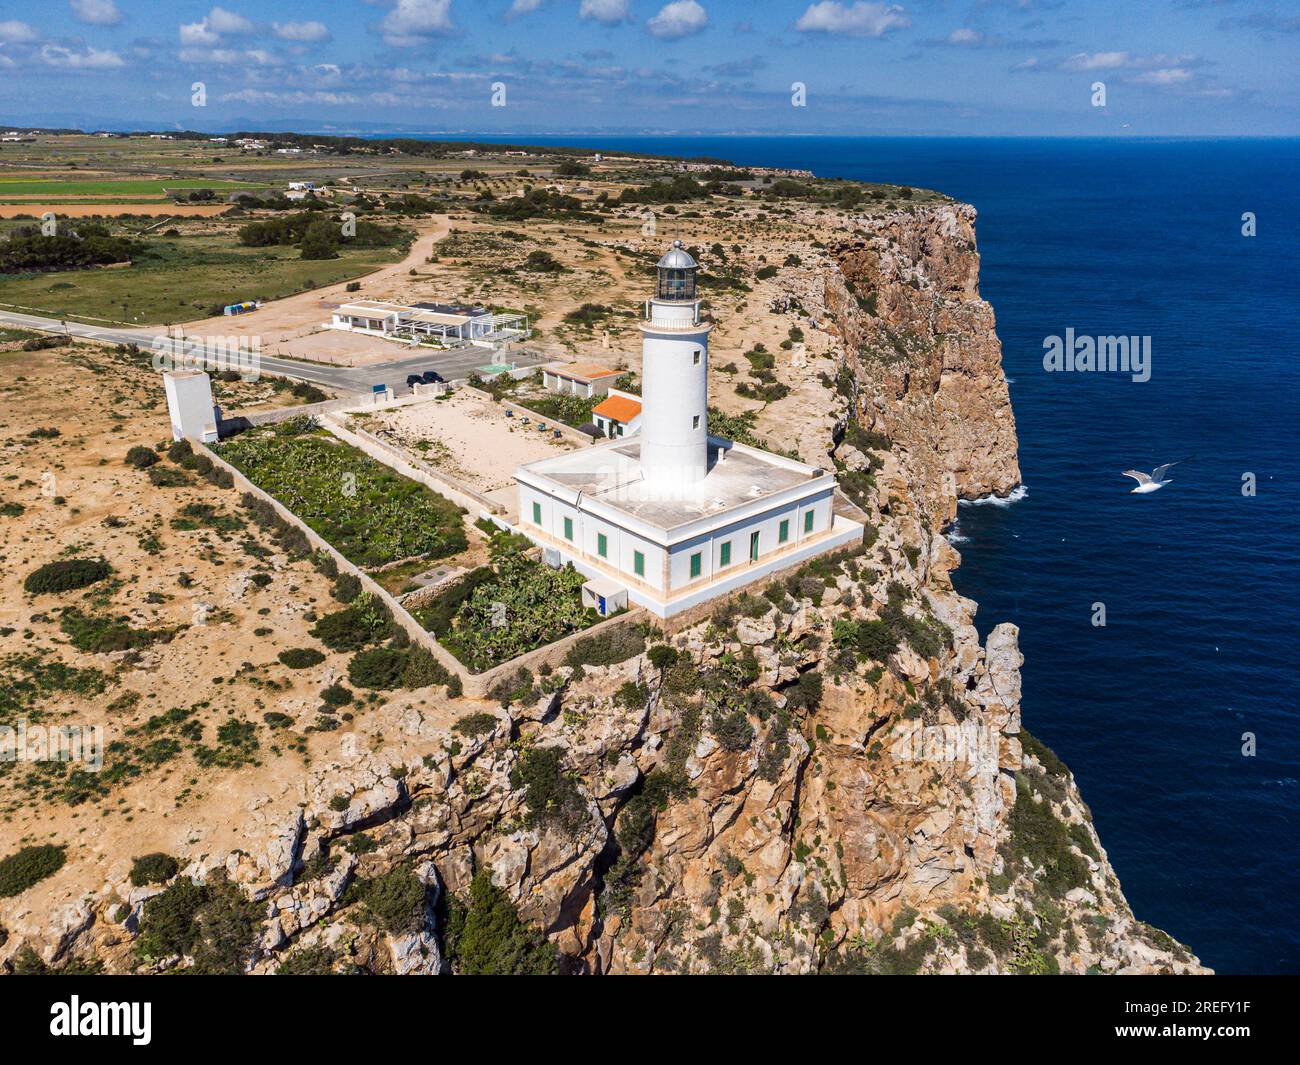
451, 134, 1300, 973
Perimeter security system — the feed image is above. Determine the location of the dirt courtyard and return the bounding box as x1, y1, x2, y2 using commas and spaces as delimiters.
359, 389, 577, 504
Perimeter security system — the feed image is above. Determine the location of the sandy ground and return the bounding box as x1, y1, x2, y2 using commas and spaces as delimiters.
358, 389, 575, 498
0, 340, 472, 936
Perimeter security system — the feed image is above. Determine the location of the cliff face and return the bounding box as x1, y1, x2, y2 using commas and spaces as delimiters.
1, 203, 1204, 977
823, 203, 1021, 526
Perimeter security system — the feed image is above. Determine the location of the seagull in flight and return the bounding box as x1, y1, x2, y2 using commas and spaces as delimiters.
1122, 460, 1183, 494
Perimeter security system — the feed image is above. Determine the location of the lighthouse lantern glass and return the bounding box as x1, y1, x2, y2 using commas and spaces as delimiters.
657, 267, 696, 302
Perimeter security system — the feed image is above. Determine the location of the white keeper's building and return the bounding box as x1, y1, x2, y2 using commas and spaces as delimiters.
514, 241, 862, 618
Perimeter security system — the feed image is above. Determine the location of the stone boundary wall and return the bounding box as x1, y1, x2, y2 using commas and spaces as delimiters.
191, 438, 647, 699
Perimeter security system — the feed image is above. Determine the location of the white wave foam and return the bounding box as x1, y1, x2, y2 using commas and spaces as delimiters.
959, 484, 1028, 509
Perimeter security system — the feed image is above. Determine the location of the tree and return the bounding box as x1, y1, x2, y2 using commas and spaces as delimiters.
446, 869, 558, 975
299, 219, 340, 260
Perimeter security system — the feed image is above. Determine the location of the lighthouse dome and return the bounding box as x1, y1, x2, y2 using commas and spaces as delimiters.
656, 239, 697, 270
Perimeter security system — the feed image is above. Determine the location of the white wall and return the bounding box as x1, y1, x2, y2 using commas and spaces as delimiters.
640, 315, 710, 488
518, 482, 667, 591
164, 372, 218, 443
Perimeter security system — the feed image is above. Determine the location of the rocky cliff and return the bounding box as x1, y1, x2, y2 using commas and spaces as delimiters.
0, 203, 1205, 976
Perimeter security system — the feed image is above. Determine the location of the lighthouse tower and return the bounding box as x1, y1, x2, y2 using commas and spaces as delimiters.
639, 240, 713, 490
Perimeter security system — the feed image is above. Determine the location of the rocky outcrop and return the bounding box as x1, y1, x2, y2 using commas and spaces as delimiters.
824, 202, 1021, 525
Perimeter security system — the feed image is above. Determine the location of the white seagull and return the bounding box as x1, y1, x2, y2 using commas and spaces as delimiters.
1122, 461, 1181, 494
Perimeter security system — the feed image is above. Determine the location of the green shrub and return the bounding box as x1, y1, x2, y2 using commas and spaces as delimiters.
278, 647, 325, 669
147, 465, 188, 487
510, 746, 586, 835
444, 869, 557, 975
348, 647, 408, 690
320, 683, 353, 708
616, 680, 648, 709
135, 872, 261, 973
358, 865, 426, 935
563, 625, 646, 668
275, 945, 337, 974
0, 844, 66, 897
646, 644, 679, 671
125, 445, 159, 469
23, 559, 112, 595
332, 572, 362, 603
452, 712, 498, 737
401, 646, 451, 689
311, 596, 389, 652
59, 608, 169, 654
129, 852, 179, 887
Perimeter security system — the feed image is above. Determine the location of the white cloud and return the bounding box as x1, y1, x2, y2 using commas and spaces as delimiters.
947, 28, 983, 47
794, 2, 910, 38
1060, 51, 1131, 72
509, 0, 544, 14
40, 43, 125, 69
580, 0, 631, 26
0, 19, 39, 43
380, 0, 455, 46
1130, 68, 1194, 86
179, 21, 219, 46
647, 1, 708, 39
207, 6, 254, 35
179, 7, 254, 47
69, 0, 124, 26
178, 46, 282, 66
273, 20, 331, 42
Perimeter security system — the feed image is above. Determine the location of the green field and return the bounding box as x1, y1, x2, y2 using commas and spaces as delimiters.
0, 178, 267, 201
0, 231, 406, 325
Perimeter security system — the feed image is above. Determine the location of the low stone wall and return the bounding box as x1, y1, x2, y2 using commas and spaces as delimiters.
191, 437, 646, 699
222, 395, 366, 432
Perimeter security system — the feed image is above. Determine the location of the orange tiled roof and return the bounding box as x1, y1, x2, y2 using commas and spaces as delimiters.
592, 394, 642, 423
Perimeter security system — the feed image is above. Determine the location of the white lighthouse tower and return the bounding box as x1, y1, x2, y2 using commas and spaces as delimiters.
639, 240, 712, 490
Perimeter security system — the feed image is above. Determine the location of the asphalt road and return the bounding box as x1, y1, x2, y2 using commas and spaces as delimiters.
0, 308, 548, 394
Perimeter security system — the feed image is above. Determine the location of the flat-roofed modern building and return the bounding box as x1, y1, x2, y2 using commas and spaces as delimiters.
515, 242, 861, 618
328, 301, 529, 345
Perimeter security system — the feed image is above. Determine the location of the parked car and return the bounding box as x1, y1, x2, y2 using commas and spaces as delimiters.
405, 374, 423, 387
421, 370, 444, 383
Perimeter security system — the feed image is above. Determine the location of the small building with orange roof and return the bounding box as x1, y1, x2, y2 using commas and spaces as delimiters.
591, 390, 642, 438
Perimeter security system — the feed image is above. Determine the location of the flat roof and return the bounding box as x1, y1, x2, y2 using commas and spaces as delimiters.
592, 395, 642, 422
336, 300, 411, 315
518, 437, 830, 532
545, 361, 621, 382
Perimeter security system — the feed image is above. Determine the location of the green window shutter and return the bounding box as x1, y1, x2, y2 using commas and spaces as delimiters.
720, 541, 731, 566
779, 519, 789, 543
564, 516, 573, 541
749, 531, 760, 561
804, 509, 814, 533
690, 552, 701, 578
633, 550, 645, 577
532, 501, 541, 524
597, 532, 608, 558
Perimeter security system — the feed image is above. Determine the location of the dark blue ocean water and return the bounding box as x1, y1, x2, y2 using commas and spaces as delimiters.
454, 134, 1300, 973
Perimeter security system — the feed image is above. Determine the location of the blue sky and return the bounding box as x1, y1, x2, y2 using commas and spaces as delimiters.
0, 1, 1296, 135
